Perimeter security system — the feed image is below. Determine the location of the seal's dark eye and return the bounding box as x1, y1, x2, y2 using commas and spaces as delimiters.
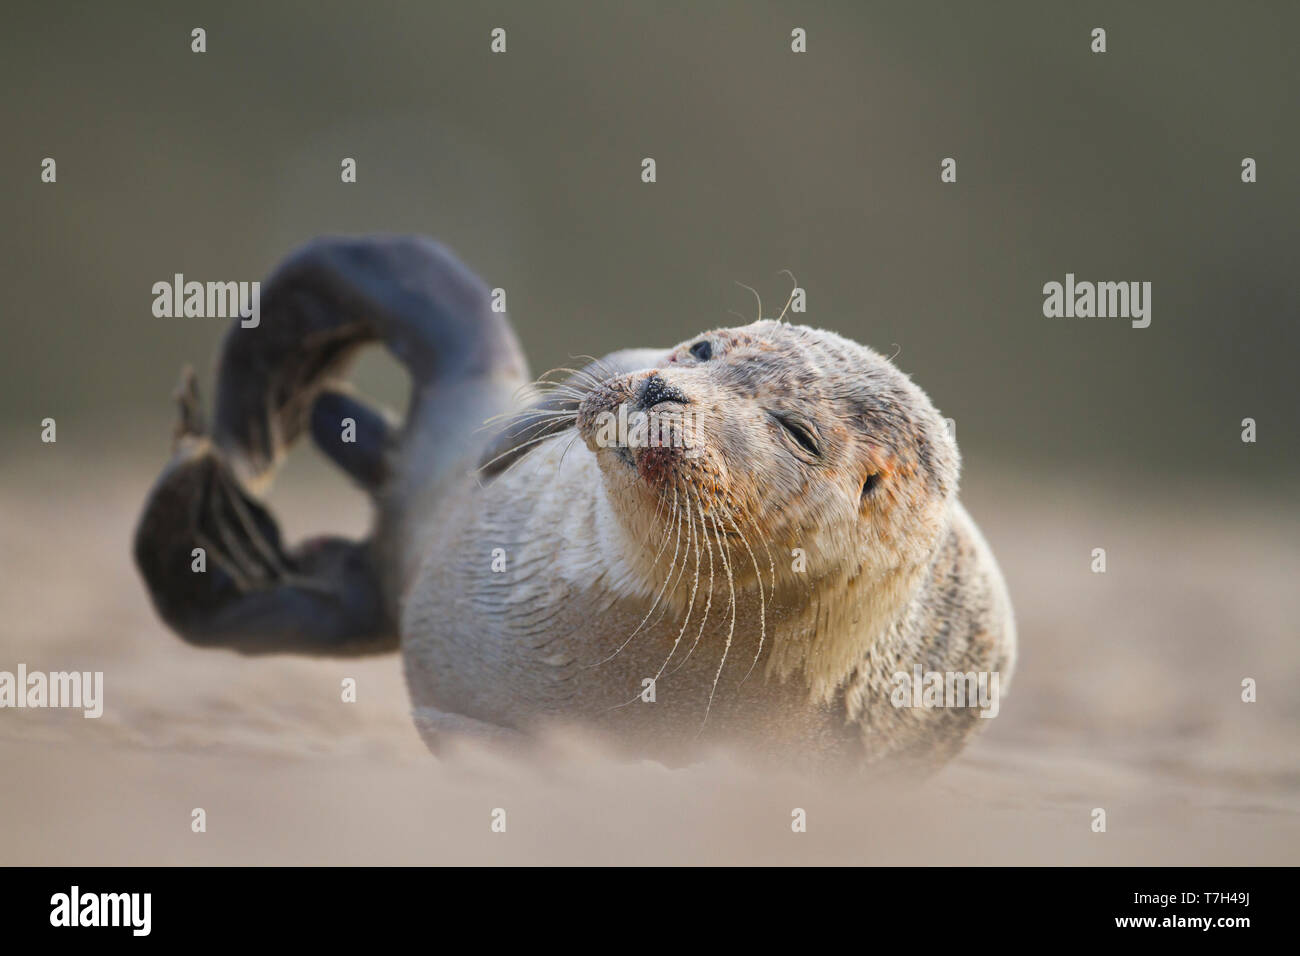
689, 340, 712, 361
861, 473, 881, 499
772, 412, 821, 458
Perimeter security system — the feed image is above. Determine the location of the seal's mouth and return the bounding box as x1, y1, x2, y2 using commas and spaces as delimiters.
608, 442, 685, 488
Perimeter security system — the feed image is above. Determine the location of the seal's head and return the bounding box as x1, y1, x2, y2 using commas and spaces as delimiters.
577, 321, 960, 599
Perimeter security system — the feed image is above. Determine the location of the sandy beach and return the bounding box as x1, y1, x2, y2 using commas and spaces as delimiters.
2, 442, 1295, 866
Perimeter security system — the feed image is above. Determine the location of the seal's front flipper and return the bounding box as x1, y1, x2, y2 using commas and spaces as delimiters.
133, 369, 394, 655
411, 705, 527, 756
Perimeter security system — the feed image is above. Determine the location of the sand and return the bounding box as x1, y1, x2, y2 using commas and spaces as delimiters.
1, 444, 1296, 865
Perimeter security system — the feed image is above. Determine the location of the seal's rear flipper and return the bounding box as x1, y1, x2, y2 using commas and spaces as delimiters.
134, 236, 527, 655
211, 235, 525, 487
309, 386, 393, 491
134, 369, 393, 654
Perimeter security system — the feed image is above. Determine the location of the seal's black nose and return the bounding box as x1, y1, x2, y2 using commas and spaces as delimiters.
637, 373, 689, 409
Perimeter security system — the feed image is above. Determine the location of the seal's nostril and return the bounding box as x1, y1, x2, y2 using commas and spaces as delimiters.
638, 373, 689, 409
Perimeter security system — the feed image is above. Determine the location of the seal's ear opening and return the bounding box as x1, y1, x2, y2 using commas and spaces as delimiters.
860, 472, 881, 500
857, 438, 895, 509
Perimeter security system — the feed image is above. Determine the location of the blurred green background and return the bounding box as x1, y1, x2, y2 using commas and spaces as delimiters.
2, 0, 1296, 485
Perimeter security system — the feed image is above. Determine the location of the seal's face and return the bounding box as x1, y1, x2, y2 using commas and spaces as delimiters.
577, 321, 959, 590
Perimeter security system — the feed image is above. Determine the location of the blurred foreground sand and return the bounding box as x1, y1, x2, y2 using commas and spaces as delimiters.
1, 442, 1296, 865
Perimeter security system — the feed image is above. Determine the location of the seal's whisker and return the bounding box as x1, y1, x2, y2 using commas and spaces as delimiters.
476, 429, 568, 476
474, 412, 583, 486
505, 389, 586, 411
645, 492, 697, 633
479, 386, 583, 435
587, 486, 683, 667
568, 355, 622, 384
632, 488, 676, 583
492, 375, 588, 417
489, 427, 569, 487
536, 370, 605, 396
478, 412, 579, 447
603, 498, 692, 710
478, 444, 537, 487
727, 513, 767, 686
776, 269, 799, 323
555, 429, 587, 472
535, 364, 605, 387
534, 369, 592, 388
504, 413, 580, 445
608, 490, 702, 711
699, 507, 737, 733
646, 490, 701, 683
669, 490, 715, 676
500, 382, 587, 405
498, 380, 544, 413
640, 487, 674, 559
531, 381, 595, 400
744, 509, 777, 594
734, 280, 763, 322
481, 406, 579, 430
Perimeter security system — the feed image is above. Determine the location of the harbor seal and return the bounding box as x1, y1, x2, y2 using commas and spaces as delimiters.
134, 235, 1016, 769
